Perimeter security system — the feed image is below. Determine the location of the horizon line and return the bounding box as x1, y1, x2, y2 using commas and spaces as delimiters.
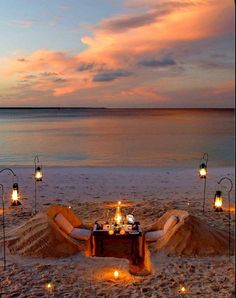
0, 107, 234, 110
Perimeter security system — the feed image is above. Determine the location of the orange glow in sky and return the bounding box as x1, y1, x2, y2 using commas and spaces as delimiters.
0, 0, 234, 107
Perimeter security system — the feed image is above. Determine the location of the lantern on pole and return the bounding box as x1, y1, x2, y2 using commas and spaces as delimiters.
0, 168, 21, 207
0, 168, 22, 270
199, 153, 208, 214
34, 155, 43, 213
215, 177, 233, 259
214, 190, 223, 212
0, 184, 6, 270
199, 163, 207, 178
11, 182, 21, 206
35, 166, 43, 182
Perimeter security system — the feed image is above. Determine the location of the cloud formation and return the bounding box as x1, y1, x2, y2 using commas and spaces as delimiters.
93, 69, 132, 82
77, 63, 94, 72
99, 11, 160, 33
8, 19, 36, 28
0, 0, 234, 107
98, 0, 194, 33
138, 54, 176, 67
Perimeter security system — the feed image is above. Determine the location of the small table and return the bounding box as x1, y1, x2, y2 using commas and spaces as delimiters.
92, 223, 143, 265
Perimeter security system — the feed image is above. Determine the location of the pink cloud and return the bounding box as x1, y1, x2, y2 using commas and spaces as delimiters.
8, 19, 36, 28
79, 0, 233, 68
0, 0, 234, 106
212, 80, 235, 96
121, 86, 167, 102
5, 50, 77, 74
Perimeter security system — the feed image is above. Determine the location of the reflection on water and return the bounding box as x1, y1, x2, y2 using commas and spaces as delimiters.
0, 109, 234, 167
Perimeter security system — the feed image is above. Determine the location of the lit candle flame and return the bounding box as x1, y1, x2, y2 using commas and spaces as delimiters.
115, 214, 122, 225
179, 286, 187, 294
114, 206, 122, 225
45, 282, 54, 293
120, 229, 125, 235
114, 271, 119, 280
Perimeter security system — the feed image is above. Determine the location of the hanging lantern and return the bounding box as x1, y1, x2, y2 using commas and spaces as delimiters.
35, 166, 43, 182
114, 206, 122, 225
214, 190, 223, 212
199, 163, 207, 178
11, 183, 21, 206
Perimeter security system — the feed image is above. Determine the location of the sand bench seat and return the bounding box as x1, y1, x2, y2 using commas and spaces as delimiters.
144, 209, 235, 256
6, 205, 93, 258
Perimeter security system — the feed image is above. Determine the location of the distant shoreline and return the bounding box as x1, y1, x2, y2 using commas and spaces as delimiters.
0, 107, 234, 110
0, 107, 107, 110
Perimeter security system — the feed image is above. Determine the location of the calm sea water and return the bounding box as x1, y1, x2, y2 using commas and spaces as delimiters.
0, 108, 234, 167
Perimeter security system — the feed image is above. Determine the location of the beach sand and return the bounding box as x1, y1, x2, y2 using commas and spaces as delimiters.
0, 166, 235, 297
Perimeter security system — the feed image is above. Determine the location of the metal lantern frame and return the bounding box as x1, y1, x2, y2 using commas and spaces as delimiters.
0, 184, 6, 270
11, 182, 21, 206
199, 163, 207, 178
199, 152, 208, 214
214, 190, 223, 212
34, 155, 43, 213
35, 166, 43, 182
0, 168, 21, 207
0, 167, 20, 270
216, 177, 233, 259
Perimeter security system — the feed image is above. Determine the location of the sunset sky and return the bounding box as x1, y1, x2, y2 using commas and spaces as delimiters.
0, 0, 234, 107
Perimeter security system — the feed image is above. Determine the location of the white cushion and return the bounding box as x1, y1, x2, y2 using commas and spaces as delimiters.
70, 228, 91, 241
54, 213, 73, 234
145, 230, 164, 242
163, 215, 178, 234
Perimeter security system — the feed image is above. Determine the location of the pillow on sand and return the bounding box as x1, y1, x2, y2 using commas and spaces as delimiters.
163, 215, 178, 234
145, 230, 164, 242
70, 228, 91, 241
54, 213, 73, 234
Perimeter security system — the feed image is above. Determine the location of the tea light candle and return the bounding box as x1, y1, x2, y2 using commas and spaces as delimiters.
114, 270, 119, 280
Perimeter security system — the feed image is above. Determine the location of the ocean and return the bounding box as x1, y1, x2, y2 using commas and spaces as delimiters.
0, 108, 234, 168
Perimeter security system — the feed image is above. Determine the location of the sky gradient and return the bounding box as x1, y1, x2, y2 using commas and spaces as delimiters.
0, 0, 234, 108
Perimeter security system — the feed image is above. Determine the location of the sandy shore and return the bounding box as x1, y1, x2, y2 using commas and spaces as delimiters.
0, 166, 235, 207
0, 166, 235, 297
